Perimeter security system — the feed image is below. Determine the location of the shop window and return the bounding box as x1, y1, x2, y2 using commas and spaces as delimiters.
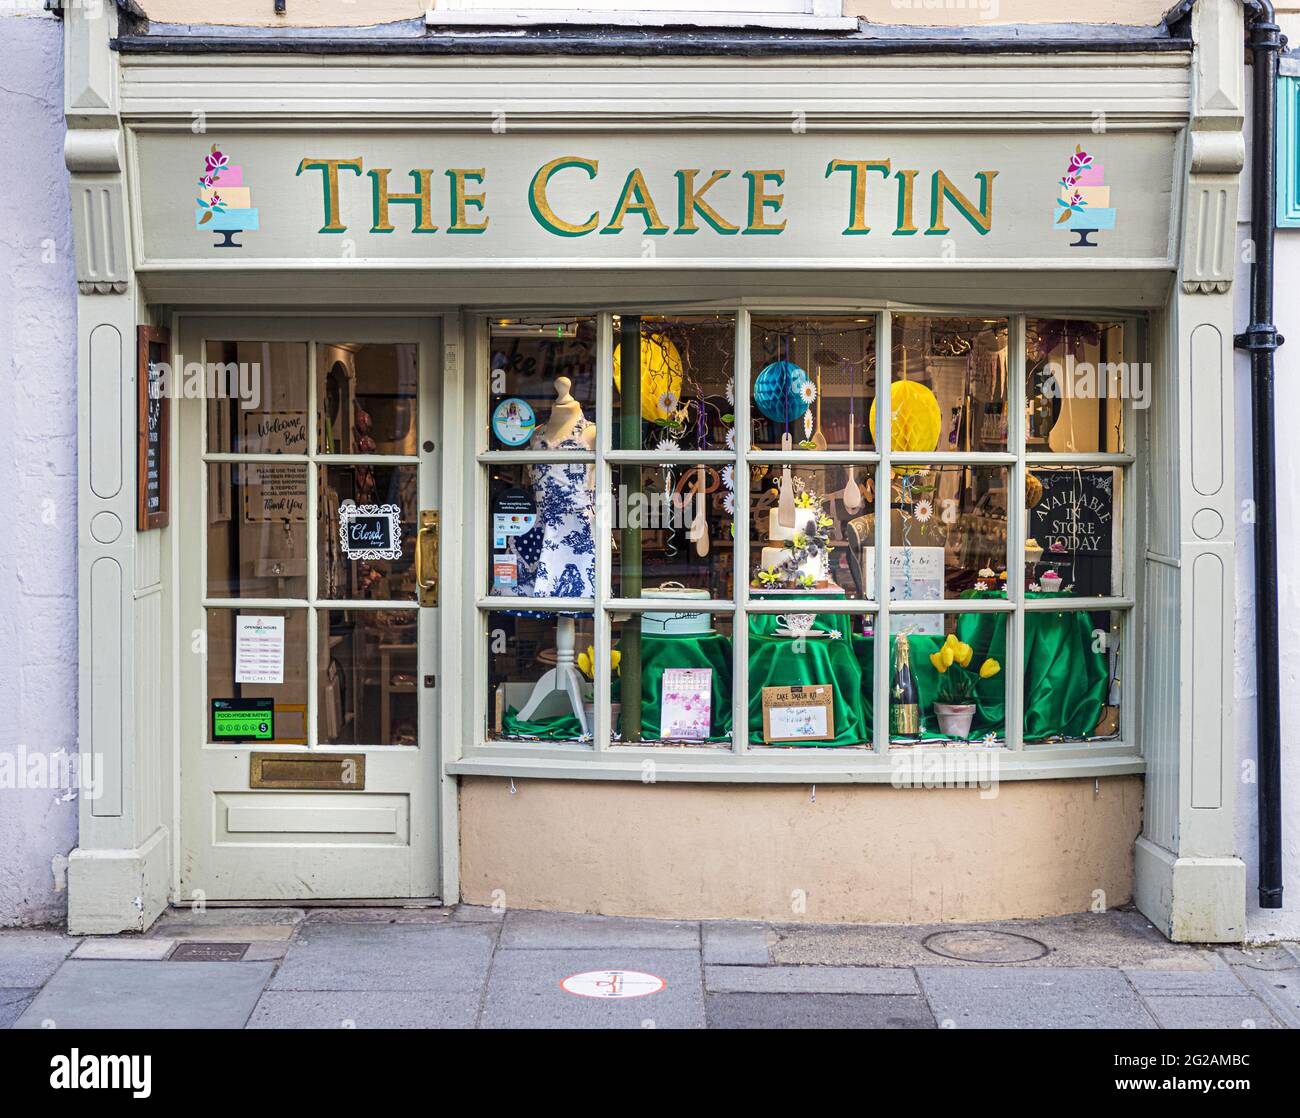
472, 310, 1136, 758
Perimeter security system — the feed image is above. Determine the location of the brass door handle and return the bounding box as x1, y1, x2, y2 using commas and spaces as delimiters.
416, 510, 439, 607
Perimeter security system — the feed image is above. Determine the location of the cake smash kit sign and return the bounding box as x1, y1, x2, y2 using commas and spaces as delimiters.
136, 134, 1173, 265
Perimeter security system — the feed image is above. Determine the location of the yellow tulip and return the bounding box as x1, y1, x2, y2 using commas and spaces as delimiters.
939, 645, 955, 668
979, 659, 1001, 679
610, 650, 622, 675
944, 633, 959, 649
929, 651, 949, 673
576, 649, 594, 679
954, 642, 974, 668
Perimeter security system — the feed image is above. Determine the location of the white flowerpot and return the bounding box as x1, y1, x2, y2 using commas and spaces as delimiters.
934, 702, 976, 739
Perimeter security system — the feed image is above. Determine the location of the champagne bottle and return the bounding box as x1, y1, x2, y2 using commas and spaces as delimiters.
890, 633, 921, 738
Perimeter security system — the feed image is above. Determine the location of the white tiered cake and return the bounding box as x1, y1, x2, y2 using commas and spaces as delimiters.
760, 507, 832, 587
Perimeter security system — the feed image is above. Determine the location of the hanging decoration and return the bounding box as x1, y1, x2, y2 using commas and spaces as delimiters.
613, 331, 684, 421
753, 359, 812, 423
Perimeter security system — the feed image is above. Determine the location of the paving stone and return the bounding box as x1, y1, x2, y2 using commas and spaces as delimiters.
0, 988, 38, 1029
480, 949, 704, 1029
152, 907, 304, 929
706, 965, 918, 995
1226, 963, 1300, 1029
917, 966, 1157, 1029
302, 908, 449, 926
500, 910, 700, 951
706, 993, 936, 1029
0, 930, 78, 986
270, 922, 495, 992
702, 923, 770, 965
73, 937, 177, 960
161, 925, 295, 942
1122, 960, 1247, 996
451, 905, 506, 923
248, 989, 479, 1029
1141, 995, 1281, 1029
12, 961, 275, 1029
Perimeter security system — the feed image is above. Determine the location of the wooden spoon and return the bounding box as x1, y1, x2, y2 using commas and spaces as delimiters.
778, 432, 796, 528
812, 369, 828, 452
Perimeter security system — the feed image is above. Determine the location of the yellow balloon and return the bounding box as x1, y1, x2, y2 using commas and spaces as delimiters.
869, 380, 942, 473
613, 332, 684, 420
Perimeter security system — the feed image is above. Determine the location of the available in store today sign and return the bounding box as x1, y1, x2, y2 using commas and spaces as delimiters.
135, 132, 1175, 266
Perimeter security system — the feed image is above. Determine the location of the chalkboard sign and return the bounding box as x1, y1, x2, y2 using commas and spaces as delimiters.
137, 326, 170, 530
1029, 469, 1116, 598
338, 501, 402, 561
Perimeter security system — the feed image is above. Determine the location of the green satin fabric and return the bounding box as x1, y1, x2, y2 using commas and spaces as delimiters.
502, 594, 1107, 745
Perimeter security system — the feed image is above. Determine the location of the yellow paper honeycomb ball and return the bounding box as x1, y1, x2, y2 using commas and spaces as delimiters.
869, 380, 942, 472
613, 332, 684, 421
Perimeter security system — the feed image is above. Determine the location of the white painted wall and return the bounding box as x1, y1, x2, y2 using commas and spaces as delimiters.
0, 10, 79, 927
1235, 18, 1300, 942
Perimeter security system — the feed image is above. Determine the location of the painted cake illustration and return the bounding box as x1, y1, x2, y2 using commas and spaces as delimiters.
195, 145, 260, 249
1054, 146, 1116, 248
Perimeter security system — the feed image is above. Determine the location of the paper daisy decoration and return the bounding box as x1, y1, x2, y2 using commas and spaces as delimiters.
722, 491, 735, 515
656, 390, 679, 417
720, 464, 735, 492
981, 732, 999, 746
913, 498, 934, 524
799, 380, 817, 406
725, 376, 735, 406
653, 436, 680, 455
725, 427, 736, 451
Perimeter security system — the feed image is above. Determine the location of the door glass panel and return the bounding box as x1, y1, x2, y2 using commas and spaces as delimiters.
317, 343, 420, 455
318, 609, 419, 746
207, 462, 309, 598
319, 464, 419, 600
207, 341, 309, 454
206, 607, 308, 744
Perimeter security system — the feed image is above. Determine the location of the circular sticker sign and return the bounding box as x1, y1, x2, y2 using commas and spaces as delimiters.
560, 970, 666, 999
491, 396, 537, 447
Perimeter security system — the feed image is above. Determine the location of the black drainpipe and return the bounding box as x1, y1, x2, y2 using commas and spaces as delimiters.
1235, 0, 1286, 909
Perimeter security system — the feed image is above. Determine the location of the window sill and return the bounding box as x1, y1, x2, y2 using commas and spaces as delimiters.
424, 9, 861, 32
446, 749, 1145, 784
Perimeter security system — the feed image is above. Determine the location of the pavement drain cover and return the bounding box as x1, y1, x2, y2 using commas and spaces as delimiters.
561, 970, 665, 999
169, 942, 250, 962
922, 930, 1050, 964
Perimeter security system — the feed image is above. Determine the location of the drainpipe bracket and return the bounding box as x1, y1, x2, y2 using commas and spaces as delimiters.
1234, 323, 1286, 351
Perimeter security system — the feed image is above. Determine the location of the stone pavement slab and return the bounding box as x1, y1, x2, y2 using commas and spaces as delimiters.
917, 966, 1157, 1029
0, 988, 38, 1029
13, 961, 275, 1029
480, 949, 704, 1029
0, 930, 79, 986
270, 922, 495, 992
499, 910, 699, 950
151, 907, 304, 929
702, 923, 770, 965
73, 938, 177, 960
1141, 995, 1281, 1029
706, 992, 935, 1029
249, 989, 479, 1029
1121, 959, 1247, 996
705, 964, 918, 995
1221, 958, 1300, 1029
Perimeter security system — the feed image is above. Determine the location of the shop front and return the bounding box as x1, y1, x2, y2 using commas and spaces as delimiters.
63, 6, 1248, 938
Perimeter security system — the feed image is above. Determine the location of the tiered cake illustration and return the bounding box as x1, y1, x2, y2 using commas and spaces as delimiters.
195, 145, 260, 249
1054, 146, 1116, 248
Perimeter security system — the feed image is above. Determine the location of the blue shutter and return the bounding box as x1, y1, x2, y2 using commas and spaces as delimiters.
1278, 74, 1300, 227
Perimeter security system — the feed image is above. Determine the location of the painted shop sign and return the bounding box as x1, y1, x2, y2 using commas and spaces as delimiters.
134, 132, 1175, 265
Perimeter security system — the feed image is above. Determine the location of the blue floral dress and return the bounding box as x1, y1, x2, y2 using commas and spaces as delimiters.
508, 418, 596, 600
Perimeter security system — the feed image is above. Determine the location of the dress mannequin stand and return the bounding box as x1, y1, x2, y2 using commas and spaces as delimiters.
516, 377, 597, 734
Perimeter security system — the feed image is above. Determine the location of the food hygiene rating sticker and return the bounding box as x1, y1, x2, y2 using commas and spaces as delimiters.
560, 970, 666, 999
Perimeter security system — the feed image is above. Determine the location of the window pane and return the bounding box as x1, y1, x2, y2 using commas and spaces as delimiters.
207, 341, 308, 454
206, 608, 308, 744
611, 314, 735, 451
612, 463, 732, 598
1025, 466, 1123, 598
750, 315, 877, 452
486, 318, 596, 452
748, 462, 876, 598
487, 461, 596, 601
318, 609, 418, 746
749, 611, 874, 748
319, 464, 418, 600
887, 465, 1009, 600
890, 315, 1009, 453
486, 610, 595, 743
318, 343, 419, 455
1027, 320, 1127, 453
887, 617, 1007, 747
610, 612, 734, 746
1024, 608, 1122, 744
207, 462, 308, 598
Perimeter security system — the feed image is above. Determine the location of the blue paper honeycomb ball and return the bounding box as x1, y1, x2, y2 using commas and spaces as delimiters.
753, 360, 811, 423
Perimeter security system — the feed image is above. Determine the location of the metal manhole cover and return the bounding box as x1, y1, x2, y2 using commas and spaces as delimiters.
169, 942, 250, 962
922, 930, 1050, 963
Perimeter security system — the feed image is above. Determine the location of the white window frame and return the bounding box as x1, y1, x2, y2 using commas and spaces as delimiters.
426, 0, 856, 32
450, 302, 1146, 784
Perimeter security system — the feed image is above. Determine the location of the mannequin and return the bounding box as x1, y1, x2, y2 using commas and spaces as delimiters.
515, 377, 597, 733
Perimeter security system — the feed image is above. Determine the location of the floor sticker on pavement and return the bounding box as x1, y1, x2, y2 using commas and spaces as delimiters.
561, 970, 665, 999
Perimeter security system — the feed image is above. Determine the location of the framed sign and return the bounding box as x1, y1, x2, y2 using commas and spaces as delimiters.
339, 501, 402, 560
211, 698, 275, 742
136, 325, 171, 530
